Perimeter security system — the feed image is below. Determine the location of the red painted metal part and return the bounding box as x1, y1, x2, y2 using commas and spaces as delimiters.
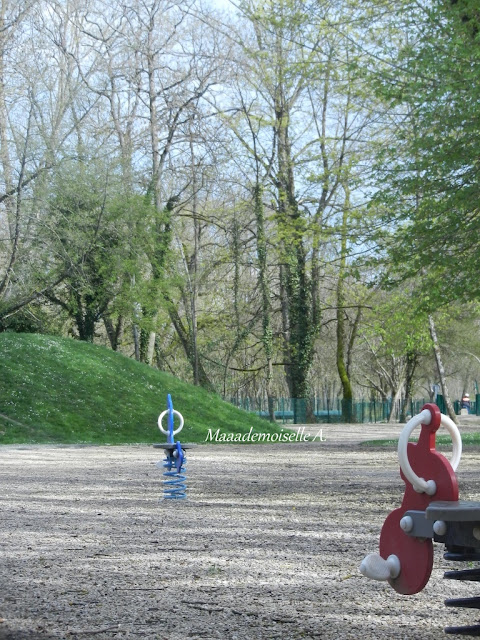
379, 403, 459, 595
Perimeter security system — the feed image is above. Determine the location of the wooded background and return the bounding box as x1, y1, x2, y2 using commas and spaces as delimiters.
1, 0, 479, 421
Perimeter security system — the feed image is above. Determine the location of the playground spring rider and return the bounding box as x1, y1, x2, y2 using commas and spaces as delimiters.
359, 403, 480, 635
154, 394, 190, 500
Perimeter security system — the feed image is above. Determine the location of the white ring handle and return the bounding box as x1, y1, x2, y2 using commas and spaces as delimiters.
158, 409, 184, 436
397, 409, 462, 495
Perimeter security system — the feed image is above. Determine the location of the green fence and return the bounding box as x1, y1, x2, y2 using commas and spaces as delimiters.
227, 396, 479, 424
437, 395, 478, 416
227, 397, 447, 424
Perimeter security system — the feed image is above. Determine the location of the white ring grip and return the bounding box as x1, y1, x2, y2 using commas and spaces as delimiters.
158, 409, 184, 436
397, 409, 462, 495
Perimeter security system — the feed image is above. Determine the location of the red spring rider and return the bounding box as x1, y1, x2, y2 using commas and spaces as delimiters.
359, 404, 480, 635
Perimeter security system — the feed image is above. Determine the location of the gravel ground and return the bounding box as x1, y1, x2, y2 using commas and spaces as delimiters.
1, 418, 480, 640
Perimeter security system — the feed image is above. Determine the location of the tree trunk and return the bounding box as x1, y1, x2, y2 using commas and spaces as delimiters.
139, 324, 157, 365
336, 188, 354, 422
167, 301, 215, 393
428, 315, 457, 423
104, 315, 125, 351
145, 330, 156, 366
189, 133, 200, 385
0, 7, 14, 246
133, 324, 141, 361
388, 382, 404, 423
276, 109, 317, 417
254, 183, 275, 421
75, 309, 96, 342
400, 351, 418, 422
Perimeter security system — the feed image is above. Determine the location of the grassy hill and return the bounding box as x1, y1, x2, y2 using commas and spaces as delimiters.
0, 333, 283, 445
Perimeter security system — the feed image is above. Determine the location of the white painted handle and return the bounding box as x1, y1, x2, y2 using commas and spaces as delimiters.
360, 553, 401, 581
397, 409, 462, 495
158, 409, 184, 436
441, 413, 462, 472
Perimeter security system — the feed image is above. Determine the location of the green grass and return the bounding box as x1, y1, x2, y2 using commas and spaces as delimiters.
360, 438, 399, 448
361, 433, 480, 448
0, 333, 284, 445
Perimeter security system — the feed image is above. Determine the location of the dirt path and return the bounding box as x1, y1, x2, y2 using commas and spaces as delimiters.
1, 420, 480, 640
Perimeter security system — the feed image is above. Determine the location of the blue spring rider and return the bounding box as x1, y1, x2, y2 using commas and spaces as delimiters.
154, 394, 188, 500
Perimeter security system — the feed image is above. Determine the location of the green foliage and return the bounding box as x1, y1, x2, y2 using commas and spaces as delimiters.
365, 288, 432, 358
36, 162, 165, 340
369, 0, 480, 307
0, 333, 283, 445
362, 432, 480, 448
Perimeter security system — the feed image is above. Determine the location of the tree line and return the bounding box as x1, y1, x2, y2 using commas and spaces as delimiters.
0, 0, 479, 421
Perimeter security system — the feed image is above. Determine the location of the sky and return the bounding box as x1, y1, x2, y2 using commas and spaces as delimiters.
207, 0, 235, 11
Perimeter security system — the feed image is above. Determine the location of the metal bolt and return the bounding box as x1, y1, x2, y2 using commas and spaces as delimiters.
400, 516, 414, 532
433, 520, 447, 536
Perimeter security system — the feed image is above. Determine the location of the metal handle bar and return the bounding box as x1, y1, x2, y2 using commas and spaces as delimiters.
158, 409, 184, 436
397, 408, 462, 495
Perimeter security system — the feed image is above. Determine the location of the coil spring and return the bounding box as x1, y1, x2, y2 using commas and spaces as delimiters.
444, 548, 480, 636
163, 454, 187, 500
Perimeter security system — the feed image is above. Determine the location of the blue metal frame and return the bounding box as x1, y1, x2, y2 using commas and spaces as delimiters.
161, 395, 187, 500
